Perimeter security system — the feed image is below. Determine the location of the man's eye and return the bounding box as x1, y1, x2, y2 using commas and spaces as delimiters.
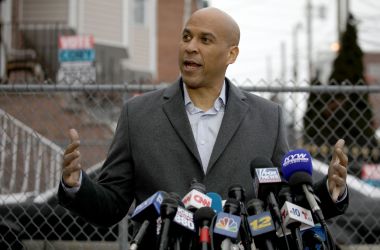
202, 37, 210, 43
183, 34, 191, 41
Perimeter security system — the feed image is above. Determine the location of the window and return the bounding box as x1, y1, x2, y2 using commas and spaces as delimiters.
134, 0, 145, 24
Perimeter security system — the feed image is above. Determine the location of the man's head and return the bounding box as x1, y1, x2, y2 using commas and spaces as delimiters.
178, 7, 240, 89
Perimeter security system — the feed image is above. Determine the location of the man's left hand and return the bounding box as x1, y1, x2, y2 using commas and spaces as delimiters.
328, 139, 348, 202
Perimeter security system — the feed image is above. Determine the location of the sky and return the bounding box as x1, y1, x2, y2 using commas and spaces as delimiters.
210, 0, 380, 85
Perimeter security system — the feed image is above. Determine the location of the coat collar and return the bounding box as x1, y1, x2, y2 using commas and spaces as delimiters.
162, 78, 249, 174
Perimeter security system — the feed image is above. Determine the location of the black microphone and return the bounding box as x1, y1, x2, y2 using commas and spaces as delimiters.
158, 197, 179, 250
227, 185, 252, 250
194, 207, 216, 250
282, 149, 336, 250
222, 198, 242, 250
250, 157, 283, 227
181, 179, 210, 249
278, 184, 305, 250
167, 192, 193, 250
130, 191, 166, 250
182, 179, 212, 212
282, 150, 324, 222
246, 198, 276, 250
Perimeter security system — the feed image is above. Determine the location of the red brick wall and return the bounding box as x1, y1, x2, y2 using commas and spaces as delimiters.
156, 0, 201, 83
156, 0, 183, 83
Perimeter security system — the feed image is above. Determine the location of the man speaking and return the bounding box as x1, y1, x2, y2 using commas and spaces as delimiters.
58, 7, 349, 249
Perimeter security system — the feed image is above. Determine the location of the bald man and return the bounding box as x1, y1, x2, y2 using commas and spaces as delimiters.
59, 7, 348, 249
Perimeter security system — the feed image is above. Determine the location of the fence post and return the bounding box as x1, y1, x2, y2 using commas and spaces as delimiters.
118, 215, 130, 250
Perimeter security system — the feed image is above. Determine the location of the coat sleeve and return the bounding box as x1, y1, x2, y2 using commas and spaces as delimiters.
314, 176, 349, 220
58, 103, 135, 227
270, 103, 349, 220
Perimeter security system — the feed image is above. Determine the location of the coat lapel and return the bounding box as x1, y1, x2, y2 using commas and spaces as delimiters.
207, 79, 249, 173
162, 80, 203, 167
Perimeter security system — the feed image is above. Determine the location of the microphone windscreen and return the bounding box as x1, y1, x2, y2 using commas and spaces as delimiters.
246, 198, 265, 215
206, 192, 223, 213
194, 207, 216, 226
227, 184, 246, 202
250, 157, 273, 178
281, 149, 313, 181
223, 198, 240, 215
160, 197, 179, 219
288, 171, 313, 186
169, 192, 184, 207
190, 178, 206, 193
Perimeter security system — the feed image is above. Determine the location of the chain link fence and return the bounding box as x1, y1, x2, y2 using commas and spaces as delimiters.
0, 80, 380, 249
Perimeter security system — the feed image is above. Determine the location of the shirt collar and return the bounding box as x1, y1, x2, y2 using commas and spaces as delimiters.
183, 82, 226, 113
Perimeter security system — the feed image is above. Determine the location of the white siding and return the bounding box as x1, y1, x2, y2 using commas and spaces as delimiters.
82, 0, 124, 46
22, 0, 69, 23
127, 0, 155, 74
129, 26, 150, 71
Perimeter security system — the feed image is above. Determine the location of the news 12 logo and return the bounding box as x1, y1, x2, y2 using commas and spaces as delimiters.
247, 211, 275, 236
256, 168, 281, 183
282, 152, 309, 167
213, 212, 241, 238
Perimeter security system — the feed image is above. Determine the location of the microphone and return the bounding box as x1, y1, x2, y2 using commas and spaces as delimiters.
179, 179, 210, 249
206, 192, 223, 213
182, 188, 212, 211
194, 207, 216, 250
246, 198, 276, 250
281, 150, 324, 222
250, 157, 283, 228
130, 191, 166, 250
131, 191, 165, 222
278, 185, 314, 250
158, 197, 179, 250
302, 225, 328, 250
282, 149, 336, 250
169, 192, 195, 250
213, 199, 242, 249
227, 185, 252, 250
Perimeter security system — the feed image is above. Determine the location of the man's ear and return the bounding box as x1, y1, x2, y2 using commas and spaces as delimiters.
227, 46, 239, 65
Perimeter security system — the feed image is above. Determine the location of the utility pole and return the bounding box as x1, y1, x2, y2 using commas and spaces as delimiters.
292, 23, 302, 137
293, 23, 302, 82
345, 0, 350, 24
306, 0, 313, 81
280, 41, 286, 82
337, 0, 342, 40
266, 55, 272, 84
337, 0, 350, 40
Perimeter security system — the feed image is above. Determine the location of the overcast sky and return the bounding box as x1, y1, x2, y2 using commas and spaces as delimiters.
210, 0, 380, 84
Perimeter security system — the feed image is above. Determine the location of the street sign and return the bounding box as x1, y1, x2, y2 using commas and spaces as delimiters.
59, 35, 94, 49
58, 35, 95, 63
57, 35, 96, 84
58, 49, 95, 62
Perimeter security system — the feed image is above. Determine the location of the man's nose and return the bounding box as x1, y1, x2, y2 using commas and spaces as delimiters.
185, 39, 199, 53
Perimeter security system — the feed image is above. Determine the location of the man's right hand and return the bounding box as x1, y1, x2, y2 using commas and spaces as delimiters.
62, 128, 82, 187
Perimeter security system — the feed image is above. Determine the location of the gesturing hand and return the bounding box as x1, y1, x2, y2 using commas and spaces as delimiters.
62, 129, 82, 187
328, 139, 348, 202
